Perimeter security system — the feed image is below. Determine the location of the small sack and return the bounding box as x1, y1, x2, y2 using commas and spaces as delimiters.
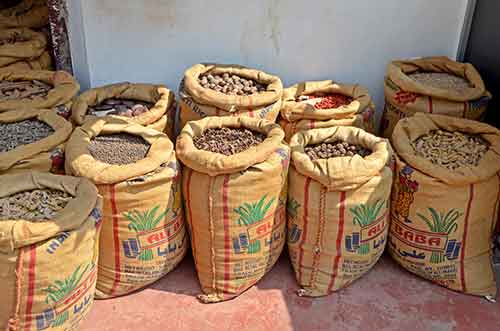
0, 28, 46, 68
177, 116, 289, 303
0, 109, 72, 175
0, 0, 49, 29
0, 172, 102, 331
178, 63, 283, 131
389, 113, 500, 297
65, 119, 186, 298
381, 56, 491, 138
287, 126, 393, 296
3, 50, 52, 71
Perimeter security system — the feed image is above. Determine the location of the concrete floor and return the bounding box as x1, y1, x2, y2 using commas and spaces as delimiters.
82, 254, 500, 331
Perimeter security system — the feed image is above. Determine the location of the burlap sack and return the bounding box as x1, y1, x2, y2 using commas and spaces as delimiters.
0, 109, 72, 175
287, 126, 393, 297
381, 56, 491, 138
389, 113, 500, 297
3, 50, 52, 71
178, 64, 283, 131
177, 116, 289, 303
0, 0, 49, 29
0, 69, 79, 113
0, 28, 46, 68
65, 119, 186, 298
0, 172, 102, 331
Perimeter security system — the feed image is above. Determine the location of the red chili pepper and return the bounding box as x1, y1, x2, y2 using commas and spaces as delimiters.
309, 93, 353, 110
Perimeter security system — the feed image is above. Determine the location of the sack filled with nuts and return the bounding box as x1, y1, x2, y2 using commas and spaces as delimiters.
0, 0, 48, 29
0, 28, 47, 68
179, 63, 283, 132
2, 50, 51, 71
287, 126, 393, 297
389, 113, 500, 298
381, 56, 491, 138
71, 82, 176, 139
0, 69, 79, 117
177, 116, 289, 303
280, 80, 376, 141
0, 109, 72, 175
65, 119, 186, 298
0, 171, 102, 331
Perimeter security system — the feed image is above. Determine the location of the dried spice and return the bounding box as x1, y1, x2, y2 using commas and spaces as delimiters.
194, 127, 266, 155
87, 98, 154, 118
198, 73, 267, 95
0, 119, 54, 153
298, 93, 353, 110
0, 189, 72, 221
305, 141, 371, 160
88, 133, 150, 165
0, 80, 52, 101
409, 72, 473, 94
411, 130, 489, 170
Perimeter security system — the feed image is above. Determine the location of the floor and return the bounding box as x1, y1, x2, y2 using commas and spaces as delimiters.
81, 254, 500, 331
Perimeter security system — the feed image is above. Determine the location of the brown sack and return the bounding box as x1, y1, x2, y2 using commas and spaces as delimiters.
179, 64, 283, 131
381, 56, 491, 138
0, 109, 72, 175
0, 0, 49, 29
389, 113, 500, 297
177, 116, 289, 303
287, 126, 393, 296
0, 69, 79, 113
65, 119, 186, 298
0, 28, 46, 68
0, 172, 102, 331
3, 50, 52, 71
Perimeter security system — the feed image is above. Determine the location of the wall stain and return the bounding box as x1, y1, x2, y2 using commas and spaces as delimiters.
267, 0, 281, 55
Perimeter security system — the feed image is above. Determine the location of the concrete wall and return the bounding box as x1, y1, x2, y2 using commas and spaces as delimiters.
67, 0, 469, 124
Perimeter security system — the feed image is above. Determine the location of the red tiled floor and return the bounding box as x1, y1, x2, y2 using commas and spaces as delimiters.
81, 254, 500, 331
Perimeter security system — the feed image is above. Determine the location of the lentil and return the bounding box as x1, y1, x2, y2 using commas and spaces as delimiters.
88, 133, 150, 165
305, 141, 371, 160
198, 73, 267, 95
0, 119, 54, 153
298, 93, 353, 110
0, 80, 52, 101
88, 98, 154, 118
409, 72, 473, 94
194, 127, 266, 155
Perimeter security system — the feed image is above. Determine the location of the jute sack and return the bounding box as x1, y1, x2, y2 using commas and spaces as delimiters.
0, 28, 46, 68
3, 50, 52, 71
0, 109, 72, 175
381, 56, 491, 138
287, 126, 393, 297
177, 116, 289, 303
65, 119, 186, 298
178, 64, 283, 131
0, 0, 49, 29
0, 172, 102, 331
0, 69, 80, 113
389, 113, 500, 297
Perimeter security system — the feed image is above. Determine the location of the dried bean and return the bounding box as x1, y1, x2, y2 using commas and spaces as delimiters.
409, 72, 473, 94
0, 119, 54, 153
88, 98, 154, 118
198, 73, 267, 96
305, 141, 371, 160
194, 127, 266, 155
88, 133, 150, 165
298, 93, 353, 110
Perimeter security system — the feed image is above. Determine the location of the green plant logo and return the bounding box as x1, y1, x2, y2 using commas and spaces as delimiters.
348, 199, 386, 255
287, 198, 300, 220
234, 194, 275, 226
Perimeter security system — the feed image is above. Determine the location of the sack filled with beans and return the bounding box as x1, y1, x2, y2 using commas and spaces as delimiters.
0, 171, 102, 331
0, 0, 48, 29
179, 63, 283, 131
381, 56, 491, 138
0, 28, 47, 68
65, 118, 186, 298
71, 82, 176, 139
287, 126, 393, 297
279, 80, 376, 141
177, 116, 289, 303
0, 109, 72, 175
389, 113, 500, 298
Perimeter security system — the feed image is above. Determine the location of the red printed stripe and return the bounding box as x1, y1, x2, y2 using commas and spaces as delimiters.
328, 191, 347, 292
24, 244, 37, 330
297, 177, 311, 284
110, 184, 121, 296
460, 184, 474, 293
185, 169, 196, 257
223, 175, 231, 294
428, 97, 433, 114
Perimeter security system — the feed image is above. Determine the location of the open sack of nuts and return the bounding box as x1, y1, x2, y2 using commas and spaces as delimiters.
179, 63, 283, 132
65, 118, 186, 298
0, 172, 102, 331
0, 108, 72, 175
0, 69, 80, 117
279, 80, 376, 142
71, 82, 176, 139
389, 113, 500, 298
381, 56, 491, 138
176, 116, 289, 303
0, 28, 48, 69
0, 0, 48, 29
287, 126, 393, 297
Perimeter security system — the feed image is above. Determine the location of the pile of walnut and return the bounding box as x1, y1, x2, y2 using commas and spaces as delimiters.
0, 80, 52, 101
198, 73, 267, 95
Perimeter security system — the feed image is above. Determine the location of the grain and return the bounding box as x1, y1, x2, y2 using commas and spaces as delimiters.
198, 73, 267, 95
88, 133, 150, 165
194, 127, 266, 155
409, 72, 473, 94
0, 119, 54, 153
305, 141, 371, 160
88, 98, 154, 118
0, 80, 52, 101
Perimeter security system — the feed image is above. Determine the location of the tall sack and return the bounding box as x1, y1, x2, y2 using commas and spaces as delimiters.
65, 119, 186, 298
287, 127, 393, 297
381, 56, 491, 138
0, 28, 46, 68
0, 172, 102, 331
177, 116, 289, 303
280, 80, 376, 141
178, 63, 283, 131
389, 113, 500, 297
0, 0, 49, 29
0, 109, 72, 175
